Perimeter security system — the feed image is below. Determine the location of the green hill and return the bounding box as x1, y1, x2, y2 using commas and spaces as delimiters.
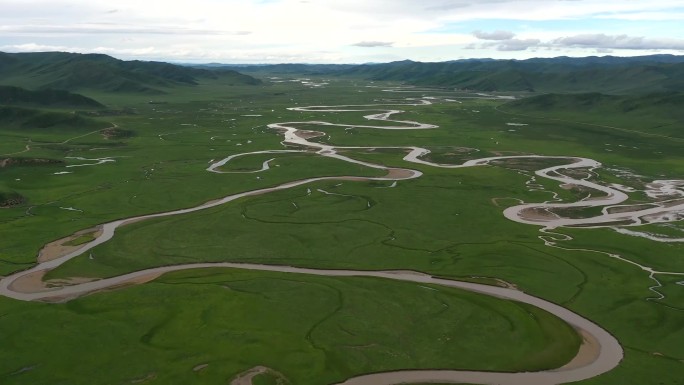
0, 105, 110, 132
208, 63, 356, 75
0, 52, 262, 94
340, 56, 684, 94
507, 91, 684, 115
502, 91, 684, 137
0, 85, 104, 108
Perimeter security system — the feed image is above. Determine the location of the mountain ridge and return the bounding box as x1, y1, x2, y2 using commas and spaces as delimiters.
0, 51, 262, 94
339, 57, 684, 93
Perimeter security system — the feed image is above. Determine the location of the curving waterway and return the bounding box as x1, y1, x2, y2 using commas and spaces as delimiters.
5, 91, 684, 384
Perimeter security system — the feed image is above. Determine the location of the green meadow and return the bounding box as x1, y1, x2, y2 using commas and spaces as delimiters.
1, 77, 683, 384
0, 269, 579, 385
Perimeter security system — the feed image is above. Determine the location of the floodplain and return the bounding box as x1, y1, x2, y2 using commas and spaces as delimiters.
1, 77, 683, 385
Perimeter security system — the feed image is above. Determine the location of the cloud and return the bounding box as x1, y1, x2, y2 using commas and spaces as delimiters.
596, 11, 684, 21
424, 2, 470, 11
494, 38, 541, 51
473, 30, 515, 41
552, 33, 684, 50
0, 42, 350, 64
0, 43, 71, 52
0, 24, 250, 36
474, 33, 684, 53
2, 0, 684, 63
326, 0, 684, 23
0, 43, 159, 57
472, 30, 540, 51
352, 41, 393, 47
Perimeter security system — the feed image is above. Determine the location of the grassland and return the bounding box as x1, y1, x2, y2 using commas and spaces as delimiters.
0, 85, 104, 108
0, 269, 579, 384
0, 51, 261, 94
499, 92, 684, 139
1, 76, 683, 384
339, 56, 684, 93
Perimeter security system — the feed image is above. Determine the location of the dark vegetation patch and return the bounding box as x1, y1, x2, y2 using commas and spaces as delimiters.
0, 157, 64, 168
0, 191, 25, 208
490, 157, 570, 171
80, 108, 136, 117
0, 85, 104, 108
102, 127, 134, 139
0, 106, 109, 132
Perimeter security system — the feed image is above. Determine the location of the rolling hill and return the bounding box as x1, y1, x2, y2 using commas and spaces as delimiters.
340, 55, 684, 94
505, 91, 684, 116
0, 52, 262, 94
0, 105, 110, 132
206, 63, 357, 75
500, 91, 684, 137
196, 55, 684, 94
0, 85, 104, 108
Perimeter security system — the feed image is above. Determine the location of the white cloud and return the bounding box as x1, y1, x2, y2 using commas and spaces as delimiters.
552, 34, 684, 50
322, 0, 684, 22
473, 30, 516, 41
0, 43, 72, 52
596, 11, 684, 21
1, 0, 684, 62
595, 48, 613, 53
0, 24, 250, 35
496, 39, 542, 51
352, 41, 394, 48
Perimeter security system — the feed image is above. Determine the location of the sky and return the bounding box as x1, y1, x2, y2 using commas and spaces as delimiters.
1, 0, 684, 64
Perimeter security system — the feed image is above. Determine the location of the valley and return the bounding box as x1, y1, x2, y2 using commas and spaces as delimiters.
0, 55, 683, 385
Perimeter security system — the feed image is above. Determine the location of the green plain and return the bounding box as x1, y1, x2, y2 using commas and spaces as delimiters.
1, 77, 683, 384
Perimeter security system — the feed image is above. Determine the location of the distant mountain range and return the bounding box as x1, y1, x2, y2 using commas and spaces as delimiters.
0, 52, 262, 94
208, 63, 357, 75
338, 56, 684, 93
200, 54, 684, 94
3, 52, 684, 95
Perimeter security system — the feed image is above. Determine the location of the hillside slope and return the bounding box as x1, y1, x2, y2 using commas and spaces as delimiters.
209, 63, 356, 75
0, 106, 110, 132
341, 55, 684, 94
501, 92, 684, 137
0, 85, 104, 108
0, 52, 261, 94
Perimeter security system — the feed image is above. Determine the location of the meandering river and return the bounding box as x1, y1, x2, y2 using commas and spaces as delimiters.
5, 92, 683, 384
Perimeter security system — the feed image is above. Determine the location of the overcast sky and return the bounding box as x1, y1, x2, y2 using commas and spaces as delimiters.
1, 0, 683, 63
